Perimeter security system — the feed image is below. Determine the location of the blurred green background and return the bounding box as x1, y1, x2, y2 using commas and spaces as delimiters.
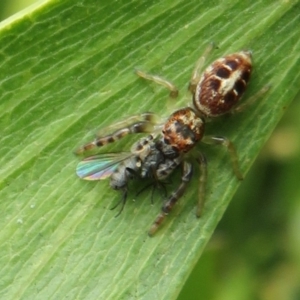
1, 1, 300, 300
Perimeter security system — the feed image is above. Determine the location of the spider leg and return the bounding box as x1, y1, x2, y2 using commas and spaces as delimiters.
202, 135, 243, 180
188, 43, 215, 94
75, 112, 158, 155
135, 70, 179, 98
195, 152, 207, 218
231, 85, 270, 114
148, 161, 193, 236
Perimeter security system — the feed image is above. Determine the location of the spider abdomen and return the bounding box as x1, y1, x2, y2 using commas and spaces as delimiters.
193, 51, 252, 117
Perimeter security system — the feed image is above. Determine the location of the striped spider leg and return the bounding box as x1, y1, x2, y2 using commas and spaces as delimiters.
75, 112, 160, 155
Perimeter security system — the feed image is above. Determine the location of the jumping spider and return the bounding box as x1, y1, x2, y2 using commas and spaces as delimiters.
75, 45, 267, 235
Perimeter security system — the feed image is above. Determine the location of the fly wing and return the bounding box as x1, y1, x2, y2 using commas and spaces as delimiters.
76, 152, 132, 180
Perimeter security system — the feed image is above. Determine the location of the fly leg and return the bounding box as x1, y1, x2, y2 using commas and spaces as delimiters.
110, 187, 128, 217
110, 167, 139, 216
148, 161, 193, 236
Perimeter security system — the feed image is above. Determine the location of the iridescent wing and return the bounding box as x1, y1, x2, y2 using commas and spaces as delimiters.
76, 152, 132, 180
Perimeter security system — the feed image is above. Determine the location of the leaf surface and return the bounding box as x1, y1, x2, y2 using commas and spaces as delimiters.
0, 0, 299, 299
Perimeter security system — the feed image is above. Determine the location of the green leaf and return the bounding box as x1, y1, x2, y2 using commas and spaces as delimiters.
0, 0, 299, 299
